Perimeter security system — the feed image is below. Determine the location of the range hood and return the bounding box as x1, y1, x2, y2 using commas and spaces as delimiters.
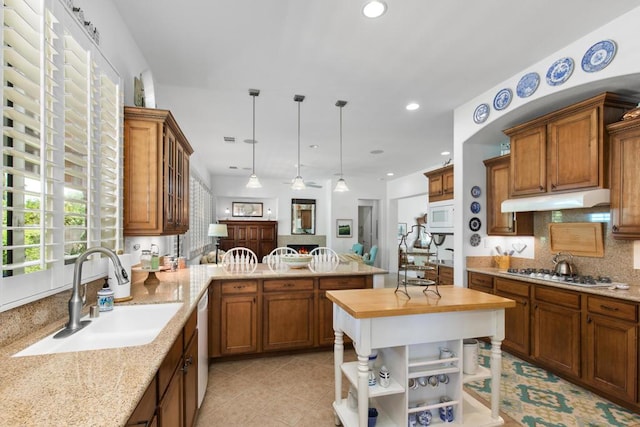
501, 189, 610, 212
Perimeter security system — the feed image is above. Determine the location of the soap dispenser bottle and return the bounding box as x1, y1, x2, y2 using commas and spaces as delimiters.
97, 279, 114, 311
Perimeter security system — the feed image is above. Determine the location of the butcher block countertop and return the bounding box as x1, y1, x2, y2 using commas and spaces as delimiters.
0, 263, 386, 427
326, 286, 515, 319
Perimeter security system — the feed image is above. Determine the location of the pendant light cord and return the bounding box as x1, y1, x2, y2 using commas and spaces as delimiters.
339, 105, 343, 177
297, 99, 301, 176
252, 93, 256, 174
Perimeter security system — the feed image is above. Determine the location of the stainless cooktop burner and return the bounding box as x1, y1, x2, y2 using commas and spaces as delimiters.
504, 268, 622, 288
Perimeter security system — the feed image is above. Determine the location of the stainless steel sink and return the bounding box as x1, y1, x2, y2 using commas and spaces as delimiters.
13, 303, 182, 357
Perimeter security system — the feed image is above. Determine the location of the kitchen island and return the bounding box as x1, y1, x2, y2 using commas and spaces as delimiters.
327, 286, 515, 427
0, 263, 386, 426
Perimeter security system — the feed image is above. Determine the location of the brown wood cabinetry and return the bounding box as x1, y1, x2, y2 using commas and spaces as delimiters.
424, 164, 454, 202
123, 107, 193, 236
483, 155, 533, 236
263, 279, 314, 351
218, 220, 278, 260
532, 285, 582, 379
504, 92, 636, 198
494, 278, 530, 357
182, 313, 198, 427
467, 271, 494, 294
218, 280, 258, 355
585, 295, 637, 402
209, 274, 372, 357
607, 116, 640, 239
126, 376, 157, 427
438, 265, 454, 286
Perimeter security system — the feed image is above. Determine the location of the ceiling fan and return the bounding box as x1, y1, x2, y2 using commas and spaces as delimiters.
282, 180, 322, 188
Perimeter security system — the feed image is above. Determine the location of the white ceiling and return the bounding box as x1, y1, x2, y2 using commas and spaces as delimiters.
111, 0, 640, 185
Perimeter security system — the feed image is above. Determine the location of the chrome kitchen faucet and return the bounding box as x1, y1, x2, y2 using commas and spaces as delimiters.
54, 247, 129, 339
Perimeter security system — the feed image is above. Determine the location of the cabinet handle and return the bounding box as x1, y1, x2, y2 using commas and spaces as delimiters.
234, 285, 245, 289
522, 300, 527, 306
600, 304, 619, 312
612, 225, 618, 232
539, 185, 544, 191
587, 316, 592, 323
283, 283, 294, 287
551, 183, 556, 189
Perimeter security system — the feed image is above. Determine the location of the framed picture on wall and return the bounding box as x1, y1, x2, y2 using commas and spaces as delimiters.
232, 202, 263, 217
398, 223, 407, 238
336, 219, 353, 238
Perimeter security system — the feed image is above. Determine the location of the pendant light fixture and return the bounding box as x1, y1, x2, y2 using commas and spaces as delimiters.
291, 94, 306, 190
334, 100, 349, 192
246, 88, 262, 188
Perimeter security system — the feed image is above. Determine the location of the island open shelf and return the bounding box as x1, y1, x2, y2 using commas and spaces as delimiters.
326, 286, 515, 427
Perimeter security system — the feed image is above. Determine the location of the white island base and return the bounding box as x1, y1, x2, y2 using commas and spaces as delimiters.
327, 287, 514, 427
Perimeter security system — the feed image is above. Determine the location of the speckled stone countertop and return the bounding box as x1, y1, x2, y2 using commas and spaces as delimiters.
467, 267, 640, 303
0, 263, 386, 426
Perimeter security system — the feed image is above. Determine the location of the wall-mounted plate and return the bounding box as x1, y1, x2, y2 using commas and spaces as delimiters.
469, 217, 481, 232
470, 201, 481, 214
470, 233, 481, 247
471, 186, 481, 198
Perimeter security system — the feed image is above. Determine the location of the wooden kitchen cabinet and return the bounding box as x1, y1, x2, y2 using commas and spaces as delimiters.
219, 220, 278, 260
318, 276, 367, 346
504, 92, 636, 198
495, 278, 530, 357
532, 285, 582, 380
218, 280, 258, 355
126, 376, 157, 427
438, 265, 454, 286
607, 116, 640, 239
483, 155, 533, 236
424, 164, 454, 202
123, 107, 194, 236
467, 271, 494, 294
262, 279, 314, 351
585, 295, 638, 403
182, 311, 198, 427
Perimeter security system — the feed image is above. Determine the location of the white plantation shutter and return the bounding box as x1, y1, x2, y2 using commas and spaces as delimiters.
1, 1, 121, 311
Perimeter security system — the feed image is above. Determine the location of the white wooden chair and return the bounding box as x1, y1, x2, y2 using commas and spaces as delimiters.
266, 247, 298, 271
309, 247, 339, 272
222, 247, 258, 273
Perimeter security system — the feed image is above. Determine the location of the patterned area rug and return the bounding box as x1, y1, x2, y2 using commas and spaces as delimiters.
464, 343, 640, 427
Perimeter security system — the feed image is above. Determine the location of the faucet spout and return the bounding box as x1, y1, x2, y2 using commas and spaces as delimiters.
54, 247, 130, 339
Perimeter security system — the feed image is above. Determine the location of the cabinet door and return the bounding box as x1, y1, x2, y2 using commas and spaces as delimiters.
220, 294, 258, 355
467, 271, 494, 294
585, 313, 637, 402
428, 173, 443, 198
175, 141, 189, 233
532, 300, 581, 379
438, 266, 454, 286
548, 107, 599, 192
183, 331, 199, 427
509, 125, 546, 196
123, 119, 162, 234
126, 376, 157, 426
163, 125, 177, 232
442, 167, 454, 196
158, 367, 183, 427
610, 122, 640, 238
263, 292, 314, 351
318, 291, 335, 346
495, 278, 530, 357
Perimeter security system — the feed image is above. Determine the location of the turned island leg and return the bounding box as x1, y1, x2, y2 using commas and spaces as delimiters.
334, 330, 344, 425
490, 338, 503, 420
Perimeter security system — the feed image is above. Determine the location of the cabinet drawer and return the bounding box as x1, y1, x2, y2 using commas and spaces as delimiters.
319, 276, 366, 290
184, 307, 197, 347
587, 295, 637, 322
439, 266, 453, 280
467, 272, 494, 292
263, 279, 314, 292
534, 285, 580, 309
221, 280, 258, 294
495, 278, 530, 298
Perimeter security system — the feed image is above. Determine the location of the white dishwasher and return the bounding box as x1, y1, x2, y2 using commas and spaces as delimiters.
197, 291, 209, 407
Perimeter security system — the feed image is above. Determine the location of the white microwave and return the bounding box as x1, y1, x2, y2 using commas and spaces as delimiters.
427, 201, 454, 233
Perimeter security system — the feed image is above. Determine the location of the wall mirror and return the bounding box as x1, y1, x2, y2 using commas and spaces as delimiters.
291, 198, 316, 235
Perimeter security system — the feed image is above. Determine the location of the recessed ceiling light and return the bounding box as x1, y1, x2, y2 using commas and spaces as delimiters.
406, 103, 420, 111
309, 144, 319, 149
386, 172, 394, 177
441, 151, 450, 156
370, 149, 384, 155
362, 0, 387, 18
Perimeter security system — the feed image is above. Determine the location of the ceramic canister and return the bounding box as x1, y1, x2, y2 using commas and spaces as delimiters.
97, 287, 114, 311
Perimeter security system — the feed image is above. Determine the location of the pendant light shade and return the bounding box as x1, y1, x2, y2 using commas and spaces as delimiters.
334, 100, 349, 192
291, 94, 306, 190
246, 89, 262, 188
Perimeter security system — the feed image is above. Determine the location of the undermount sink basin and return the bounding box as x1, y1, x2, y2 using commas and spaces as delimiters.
13, 303, 183, 357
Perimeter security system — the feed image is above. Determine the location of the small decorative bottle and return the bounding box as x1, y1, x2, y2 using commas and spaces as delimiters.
97, 280, 114, 312
150, 244, 160, 270
379, 365, 390, 388
140, 250, 151, 270
368, 369, 376, 387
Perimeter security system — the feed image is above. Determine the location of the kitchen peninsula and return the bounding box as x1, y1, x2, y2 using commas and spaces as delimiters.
327, 286, 515, 427
0, 263, 386, 426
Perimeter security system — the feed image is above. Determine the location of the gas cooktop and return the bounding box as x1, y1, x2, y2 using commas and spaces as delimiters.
504, 268, 627, 288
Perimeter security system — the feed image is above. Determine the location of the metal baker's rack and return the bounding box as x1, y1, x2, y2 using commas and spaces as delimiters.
395, 224, 441, 298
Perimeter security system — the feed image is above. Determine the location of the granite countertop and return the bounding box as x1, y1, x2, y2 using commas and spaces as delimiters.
0, 263, 387, 426
467, 267, 640, 303
204, 262, 387, 279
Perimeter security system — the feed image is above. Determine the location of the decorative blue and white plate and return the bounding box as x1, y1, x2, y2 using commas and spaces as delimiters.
473, 103, 490, 124
582, 39, 616, 73
516, 72, 540, 98
470, 201, 481, 214
546, 57, 574, 86
493, 88, 512, 111
471, 185, 481, 198
470, 233, 481, 247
